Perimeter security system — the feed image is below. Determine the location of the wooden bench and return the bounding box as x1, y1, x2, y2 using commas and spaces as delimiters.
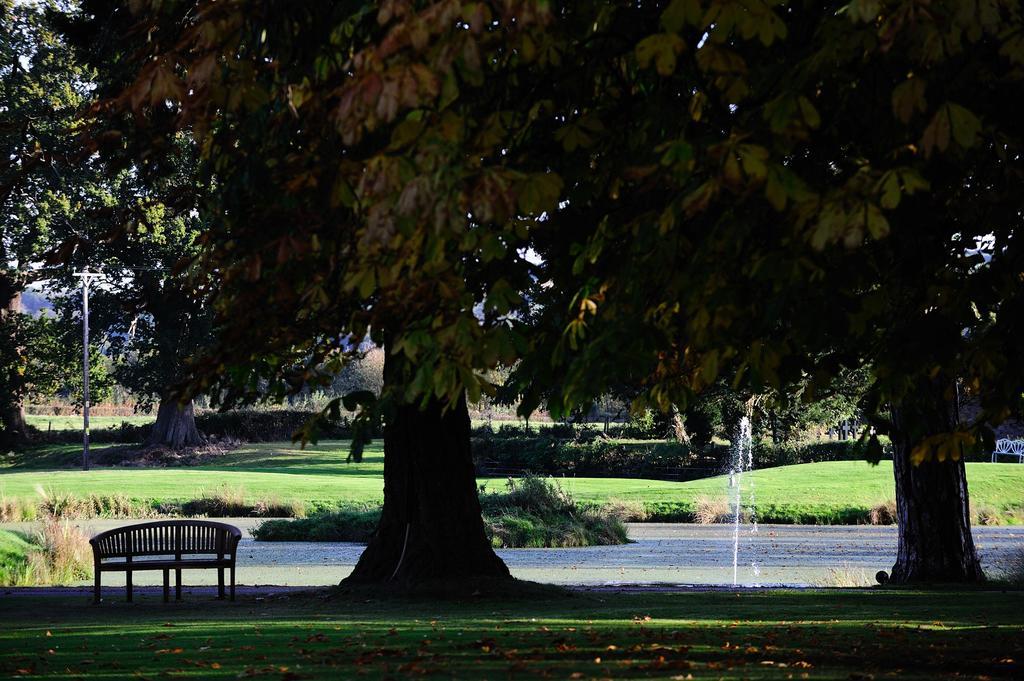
90, 520, 242, 604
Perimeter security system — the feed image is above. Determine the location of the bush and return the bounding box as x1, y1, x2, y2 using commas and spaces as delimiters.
868, 500, 897, 525
253, 507, 379, 542
693, 495, 730, 524
171, 486, 306, 518
473, 433, 881, 480
195, 409, 354, 442
26, 408, 359, 445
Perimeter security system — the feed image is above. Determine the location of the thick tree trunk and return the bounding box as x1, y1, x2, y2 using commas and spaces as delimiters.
145, 399, 205, 449
344, 378, 510, 588
1, 287, 28, 446
0, 403, 28, 446
889, 388, 984, 583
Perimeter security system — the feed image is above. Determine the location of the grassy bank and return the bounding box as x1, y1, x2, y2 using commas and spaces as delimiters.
1, 588, 1022, 679
3, 441, 1023, 524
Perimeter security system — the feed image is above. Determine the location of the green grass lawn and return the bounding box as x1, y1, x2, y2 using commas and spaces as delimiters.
24, 414, 154, 432
2, 440, 1023, 522
0, 588, 1021, 679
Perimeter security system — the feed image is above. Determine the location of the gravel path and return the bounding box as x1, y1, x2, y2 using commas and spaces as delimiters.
3, 520, 1021, 588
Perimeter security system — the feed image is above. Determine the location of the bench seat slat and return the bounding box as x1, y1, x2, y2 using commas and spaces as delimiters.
98, 558, 233, 571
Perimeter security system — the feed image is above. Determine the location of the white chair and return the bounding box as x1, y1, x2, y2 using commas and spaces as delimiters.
992, 438, 1024, 463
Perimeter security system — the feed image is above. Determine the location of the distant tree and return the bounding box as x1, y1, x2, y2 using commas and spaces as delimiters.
43, 136, 214, 449
1, 0, 95, 444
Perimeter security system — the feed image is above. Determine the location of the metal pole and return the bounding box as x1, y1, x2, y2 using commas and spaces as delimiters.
82, 274, 90, 471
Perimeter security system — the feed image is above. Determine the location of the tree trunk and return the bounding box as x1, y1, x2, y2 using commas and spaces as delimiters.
145, 399, 205, 449
670, 405, 690, 445
1, 287, 28, 446
345, 375, 510, 588
0, 402, 27, 446
888, 388, 984, 583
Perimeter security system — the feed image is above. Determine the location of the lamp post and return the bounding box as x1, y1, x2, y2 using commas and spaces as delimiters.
73, 270, 101, 471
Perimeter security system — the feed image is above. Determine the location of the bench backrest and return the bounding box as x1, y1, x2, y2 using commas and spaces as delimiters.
90, 520, 242, 559
995, 438, 1024, 455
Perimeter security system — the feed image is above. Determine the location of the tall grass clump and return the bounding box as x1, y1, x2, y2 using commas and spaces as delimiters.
253, 507, 379, 542
868, 500, 897, 525
176, 486, 305, 518
0, 494, 36, 522
482, 477, 628, 548
692, 495, 730, 524
0, 521, 92, 586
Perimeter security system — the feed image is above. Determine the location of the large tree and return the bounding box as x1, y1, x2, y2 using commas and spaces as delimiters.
44, 138, 214, 449
511, 1, 1022, 583
70, 0, 1023, 586
1, 0, 95, 443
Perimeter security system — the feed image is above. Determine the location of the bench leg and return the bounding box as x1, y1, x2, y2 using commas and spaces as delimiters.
163, 569, 170, 603
230, 567, 235, 602
126, 570, 132, 603
175, 568, 182, 601
218, 568, 225, 600
94, 571, 101, 604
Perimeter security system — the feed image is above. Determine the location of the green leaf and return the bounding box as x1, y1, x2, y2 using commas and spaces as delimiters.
636, 33, 686, 76
891, 77, 926, 124
920, 106, 951, 157
798, 96, 820, 129
947, 102, 981, 149
517, 172, 564, 215
879, 171, 901, 209
847, 0, 880, 24
865, 202, 890, 240
661, 0, 702, 33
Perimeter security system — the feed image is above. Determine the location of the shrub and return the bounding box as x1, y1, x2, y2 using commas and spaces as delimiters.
483, 477, 628, 548
27, 408, 361, 445
602, 499, 649, 523
693, 495, 730, 524
174, 486, 306, 518
472, 434, 884, 480
195, 409, 355, 442
253, 507, 379, 542
0, 495, 35, 522
0, 521, 93, 587
971, 503, 1006, 526
868, 500, 897, 525
27, 519, 93, 585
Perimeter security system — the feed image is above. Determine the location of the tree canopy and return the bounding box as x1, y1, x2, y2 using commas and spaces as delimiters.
67, 0, 1023, 582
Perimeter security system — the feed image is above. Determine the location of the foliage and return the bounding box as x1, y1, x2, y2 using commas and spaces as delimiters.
472, 432, 881, 477
1, 1, 105, 442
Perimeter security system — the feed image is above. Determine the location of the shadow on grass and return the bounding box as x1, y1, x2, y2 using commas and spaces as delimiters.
1, 587, 1021, 679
